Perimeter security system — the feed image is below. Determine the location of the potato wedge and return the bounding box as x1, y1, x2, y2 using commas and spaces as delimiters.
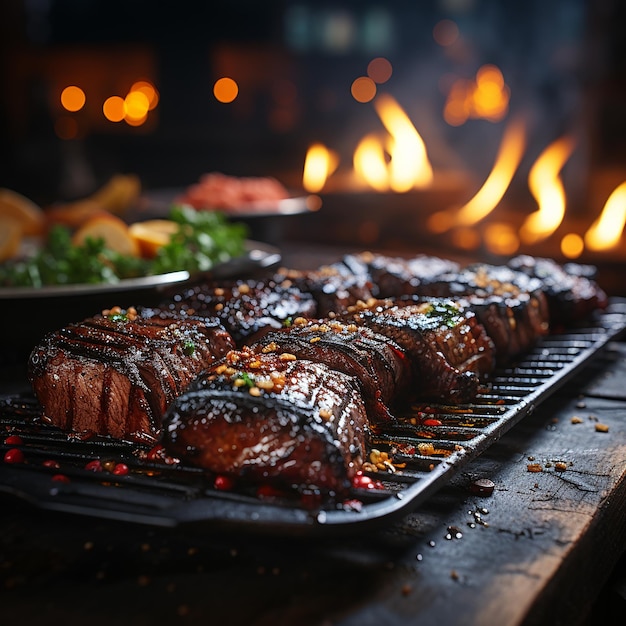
129, 219, 178, 258
72, 213, 140, 257
0, 188, 45, 236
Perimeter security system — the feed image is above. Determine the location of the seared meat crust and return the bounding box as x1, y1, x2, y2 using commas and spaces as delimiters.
161, 348, 367, 497
28, 307, 235, 441
165, 278, 317, 346
250, 318, 410, 423
411, 264, 550, 359
272, 265, 373, 317
507, 255, 608, 325
342, 299, 495, 403
341, 251, 460, 298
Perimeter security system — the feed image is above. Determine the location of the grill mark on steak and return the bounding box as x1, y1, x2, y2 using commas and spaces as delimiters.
341, 299, 495, 404
161, 348, 367, 497
250, 319, 410, 424
28, 307, 235, 441
333, 254, 551, 361
407, 264, 551, 360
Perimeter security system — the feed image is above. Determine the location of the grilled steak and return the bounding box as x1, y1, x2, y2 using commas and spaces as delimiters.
165, 278, 317, 346
28, 307, 235, 442
342, 298, 495, 403
507, 255, 608, 325
250, 317, 410, 424
411, 264, 550, 359
161, 348, 368, 498
341, 251, 460, 298
273, 265, 374, 317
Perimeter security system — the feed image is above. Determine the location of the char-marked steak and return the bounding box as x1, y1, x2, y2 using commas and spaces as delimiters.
341, 251, 460, 298
507, 255, 608, 325
272, 265, 374, 317
165, 279, 317, 346
28, 307, 235, 442
411, 264, 550, 359
161, 348, 367, 498
250, 318, 410, 424
341, 298, 495, 404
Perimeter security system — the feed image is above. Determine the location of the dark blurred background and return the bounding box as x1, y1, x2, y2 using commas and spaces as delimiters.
1, 0, 624, 200
0, 0, 625, 275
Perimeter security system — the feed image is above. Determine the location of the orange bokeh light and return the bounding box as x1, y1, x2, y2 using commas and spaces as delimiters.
484, 222, 520, 256
60, 86, 86, 112
443, 64, 510, 126
351, 77, 377, 103
130, 80, 159, 110
103, 96, 126, 122
561, 233, 584, 259
214, 77, 239, 103
124, 90, 150, 121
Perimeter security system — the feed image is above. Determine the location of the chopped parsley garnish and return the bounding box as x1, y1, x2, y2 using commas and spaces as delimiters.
423, 301, 463, 328
107, 312, 129, 322
182, 340, 196, 356
238, 372, 256, 388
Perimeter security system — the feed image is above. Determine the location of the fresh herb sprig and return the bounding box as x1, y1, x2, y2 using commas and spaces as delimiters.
151, 205, 248, 275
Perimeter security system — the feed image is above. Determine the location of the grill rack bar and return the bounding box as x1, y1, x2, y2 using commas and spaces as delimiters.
1, 298, 625, 536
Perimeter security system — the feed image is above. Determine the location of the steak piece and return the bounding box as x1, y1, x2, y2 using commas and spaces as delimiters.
412, 264, 550, 360
507, 255, 608, 325
28, 307, 235, 442
342, 298, 495, 404
272, 265, 374, 317
164, 278, 317, 346
161, 348, 367, 498
341, 251, 460, 298
250, 317, 410, 424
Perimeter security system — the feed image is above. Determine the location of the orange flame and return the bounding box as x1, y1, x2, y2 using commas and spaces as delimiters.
370, 94, 434, 192
584, 181, 626, 251
455, 117, 526, 226
520, 136, 575, 244
354, 134, 389, 192
302, 143, 339, 193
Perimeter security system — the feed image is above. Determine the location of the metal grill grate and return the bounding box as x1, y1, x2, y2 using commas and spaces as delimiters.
1, 298, 625, 536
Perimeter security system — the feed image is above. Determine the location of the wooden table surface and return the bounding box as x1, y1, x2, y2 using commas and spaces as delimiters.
1, 247, 625, 626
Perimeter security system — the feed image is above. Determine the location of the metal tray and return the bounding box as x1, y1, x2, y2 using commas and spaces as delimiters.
1, 298, 625, 536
